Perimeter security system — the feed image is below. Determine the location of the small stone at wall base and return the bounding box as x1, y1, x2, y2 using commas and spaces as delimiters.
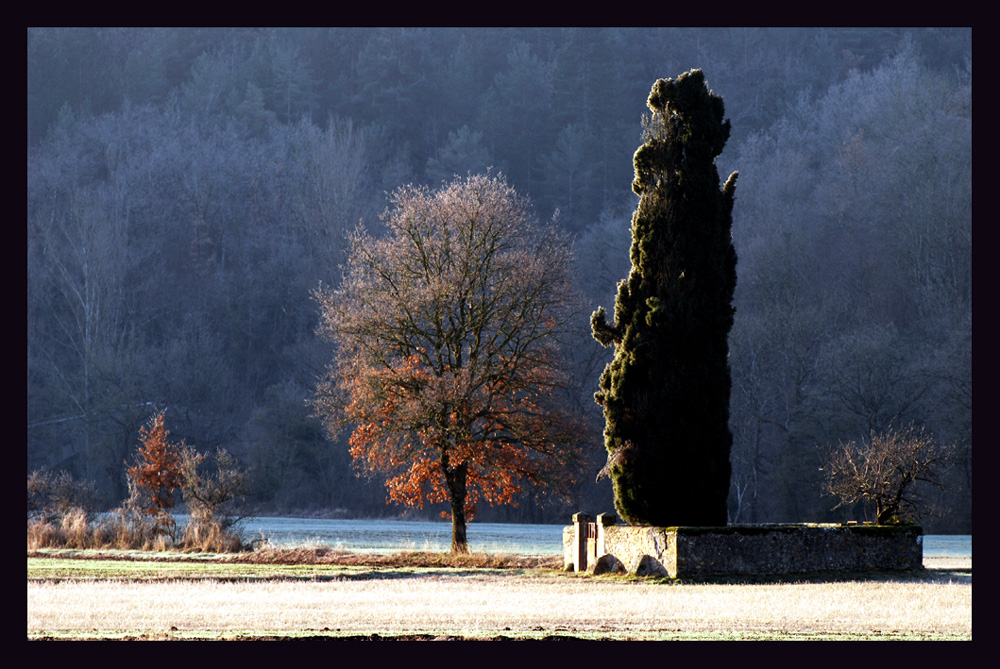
590, 553, 626, 575
631, 554, 669, 577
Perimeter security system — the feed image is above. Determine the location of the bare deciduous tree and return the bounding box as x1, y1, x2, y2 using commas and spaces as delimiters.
179, 447, 251, 551
822, 424, 955, 524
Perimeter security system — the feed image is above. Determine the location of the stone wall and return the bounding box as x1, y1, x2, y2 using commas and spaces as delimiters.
564, 514, 923, 577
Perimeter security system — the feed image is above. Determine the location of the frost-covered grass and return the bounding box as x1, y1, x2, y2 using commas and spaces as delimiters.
28, 562, 971, 640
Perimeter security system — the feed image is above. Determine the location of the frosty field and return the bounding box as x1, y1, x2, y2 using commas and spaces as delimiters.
28, 552, 971, 640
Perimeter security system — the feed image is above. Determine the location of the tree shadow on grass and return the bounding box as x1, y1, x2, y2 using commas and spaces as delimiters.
609, 566, 971, 586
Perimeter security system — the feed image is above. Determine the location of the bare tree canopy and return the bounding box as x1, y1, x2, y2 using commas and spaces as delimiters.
313, 173, 581, 552
823, 424, 955, 525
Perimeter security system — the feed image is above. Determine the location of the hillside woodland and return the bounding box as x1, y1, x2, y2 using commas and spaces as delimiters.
27, 28, 971, 531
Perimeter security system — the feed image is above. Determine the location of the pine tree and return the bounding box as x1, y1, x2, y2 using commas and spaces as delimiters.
592, 70, 738, 526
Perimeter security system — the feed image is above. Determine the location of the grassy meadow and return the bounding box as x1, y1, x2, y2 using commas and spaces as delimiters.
28, 549, 971, 641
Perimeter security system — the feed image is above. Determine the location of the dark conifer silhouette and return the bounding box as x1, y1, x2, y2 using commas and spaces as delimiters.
592, 70, 738, 526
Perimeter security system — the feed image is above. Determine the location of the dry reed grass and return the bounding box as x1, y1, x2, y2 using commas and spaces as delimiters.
28, 511, 171, 552
28, 506, 246, 553
180, 519, 244, 553
232, 546, 561, 569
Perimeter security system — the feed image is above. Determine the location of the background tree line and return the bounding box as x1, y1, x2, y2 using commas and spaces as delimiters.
27, 28, 971, 531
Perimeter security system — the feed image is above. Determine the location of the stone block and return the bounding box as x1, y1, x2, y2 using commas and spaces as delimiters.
630, 554, 669, 577
590, 553, 626, 575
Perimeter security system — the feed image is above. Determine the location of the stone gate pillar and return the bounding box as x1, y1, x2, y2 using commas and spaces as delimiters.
572, 513, 593, 572
597, 512, 617, 557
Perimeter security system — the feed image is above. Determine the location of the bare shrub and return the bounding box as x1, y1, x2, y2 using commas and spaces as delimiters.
178, 447, 250, 552
822, 424, 955, 524
27, 469, 102, 550
27, 470, 97, 522
25, 424, 252, 553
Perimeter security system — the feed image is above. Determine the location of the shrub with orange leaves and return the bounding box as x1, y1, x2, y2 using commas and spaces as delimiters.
313, 173, 582, 553
127, 410, 184, 535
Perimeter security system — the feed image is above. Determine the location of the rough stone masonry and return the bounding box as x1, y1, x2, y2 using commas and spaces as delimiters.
564, 513, 923, 577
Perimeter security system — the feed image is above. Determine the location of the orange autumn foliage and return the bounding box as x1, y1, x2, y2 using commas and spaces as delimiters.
313, 174, 581, 551
340, 353, 575, 521
128, 411, 184, 517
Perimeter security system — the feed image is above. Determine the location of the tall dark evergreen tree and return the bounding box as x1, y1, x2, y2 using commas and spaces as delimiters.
592, 70, 738, 526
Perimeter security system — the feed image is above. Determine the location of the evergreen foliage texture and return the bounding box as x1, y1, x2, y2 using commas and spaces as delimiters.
592, 70, 738, 526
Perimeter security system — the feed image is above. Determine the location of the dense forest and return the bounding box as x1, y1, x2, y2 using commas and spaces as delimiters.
27, 28, 971, 531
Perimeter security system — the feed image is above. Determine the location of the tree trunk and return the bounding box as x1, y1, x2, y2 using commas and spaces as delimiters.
445, 461, 469, 554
